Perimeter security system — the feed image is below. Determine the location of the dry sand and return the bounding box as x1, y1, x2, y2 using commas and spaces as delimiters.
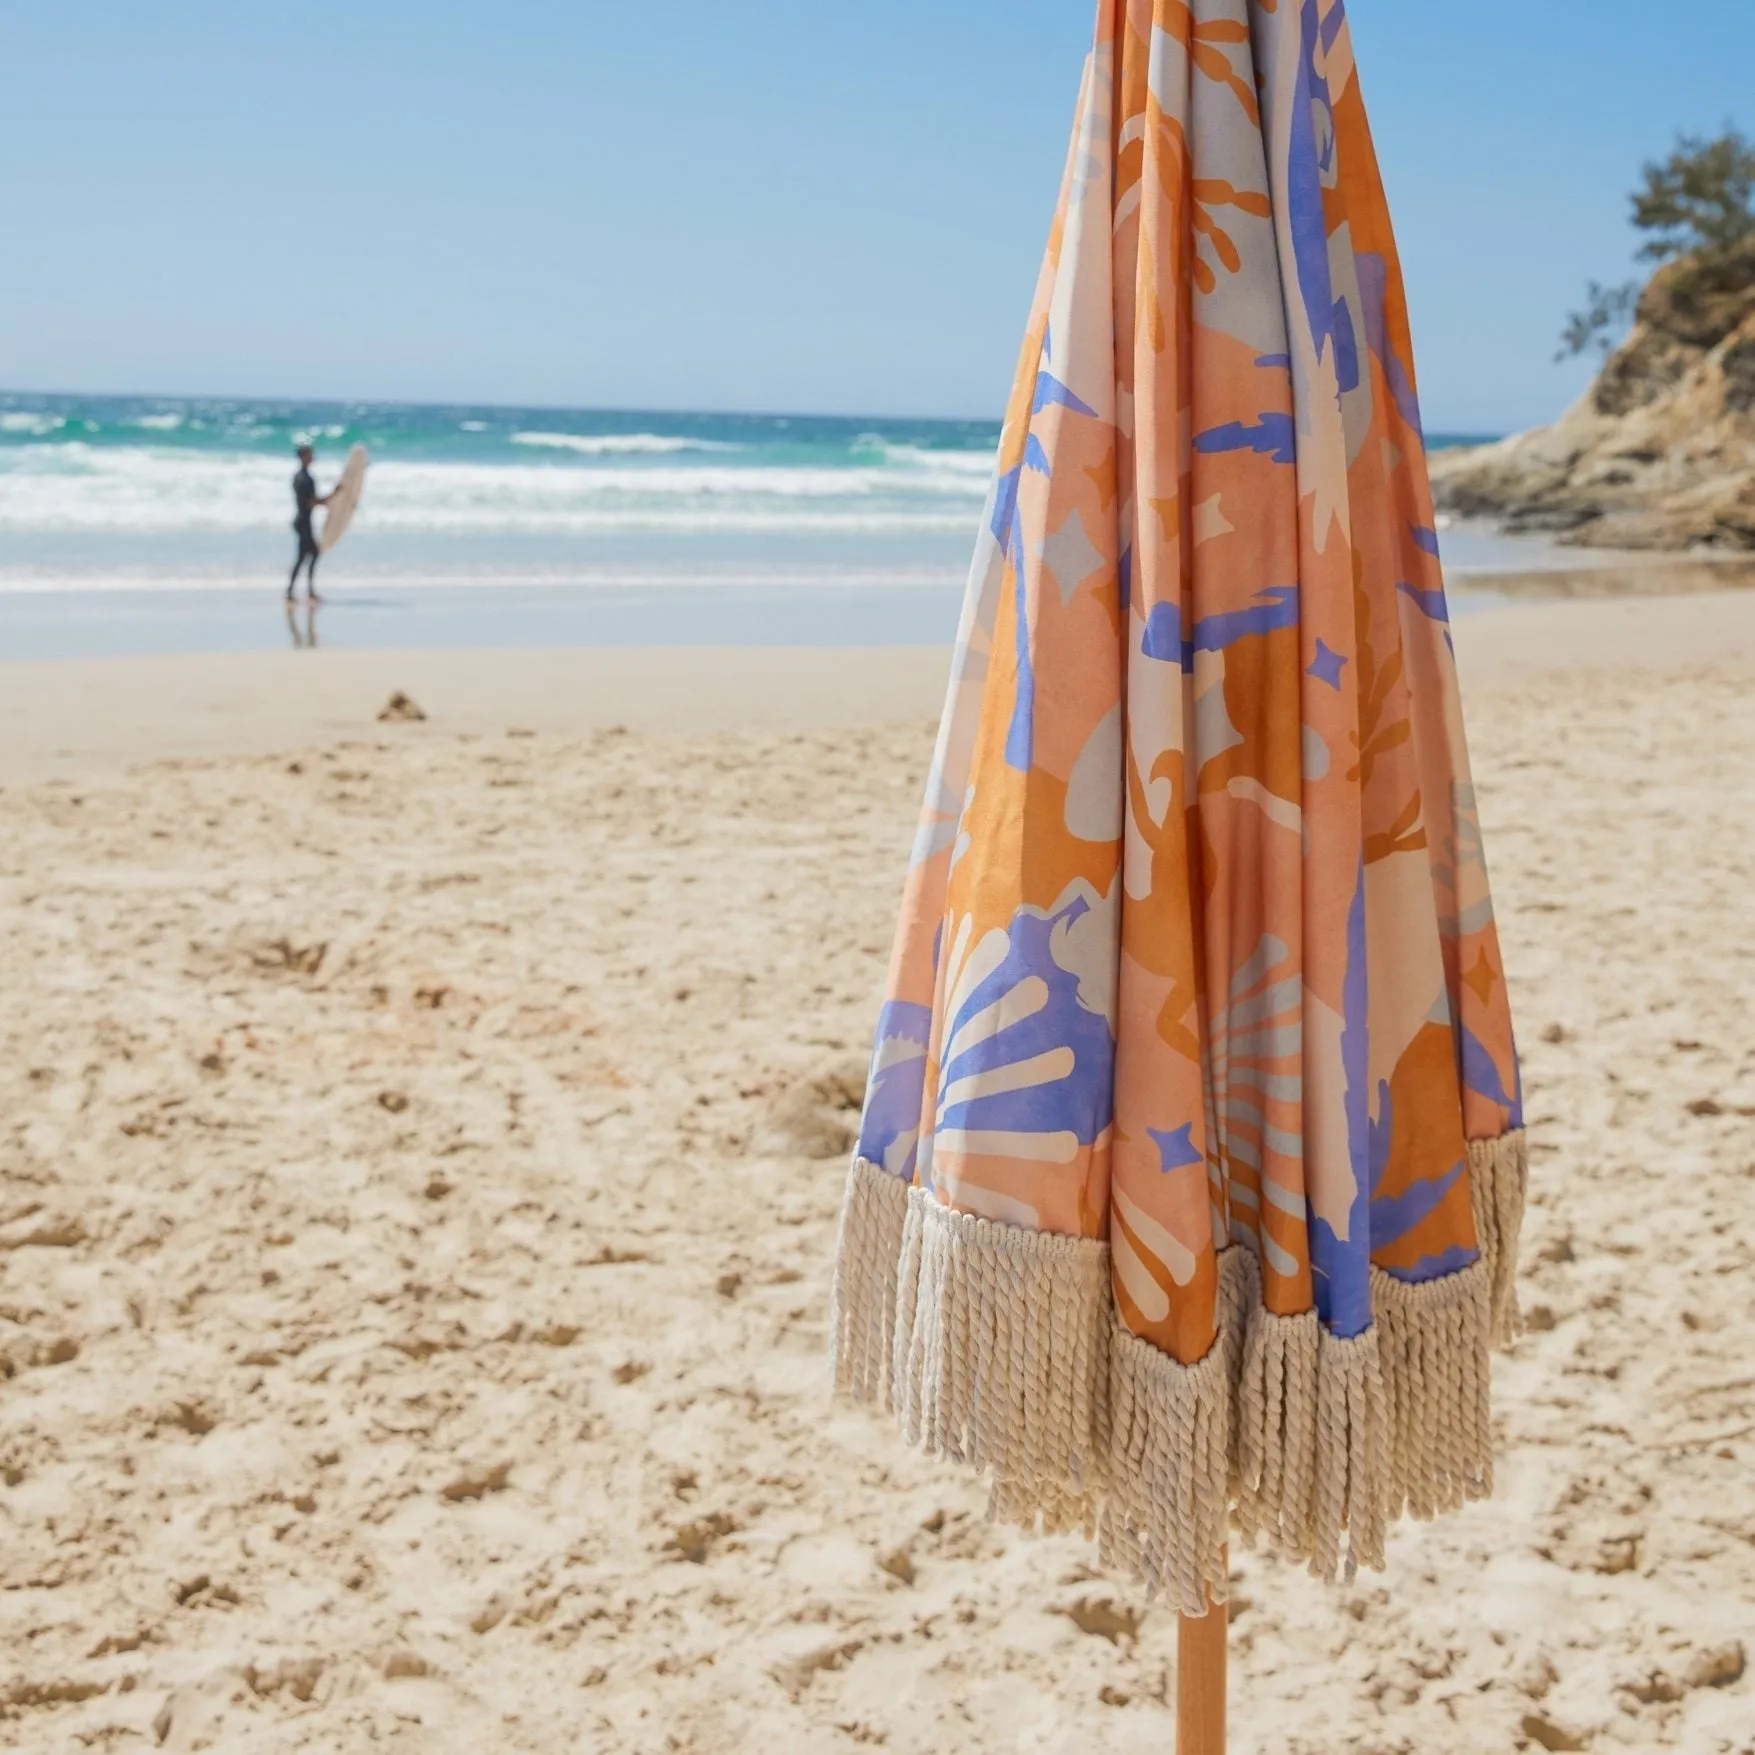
0, 646, 957, 789
1, 598, 1752, 1753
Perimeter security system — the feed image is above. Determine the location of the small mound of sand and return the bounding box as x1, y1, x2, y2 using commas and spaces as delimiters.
377, 692, 427, 723
752, 1055, 866, 1160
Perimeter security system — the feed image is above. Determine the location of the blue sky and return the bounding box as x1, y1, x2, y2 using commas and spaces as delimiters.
1, 0, 1748, 432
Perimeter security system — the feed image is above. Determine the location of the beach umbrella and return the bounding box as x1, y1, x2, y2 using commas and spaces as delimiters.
831, 1, 1527, 1747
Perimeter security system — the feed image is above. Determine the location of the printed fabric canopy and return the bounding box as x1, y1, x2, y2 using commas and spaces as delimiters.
831, 0, 1526, 1616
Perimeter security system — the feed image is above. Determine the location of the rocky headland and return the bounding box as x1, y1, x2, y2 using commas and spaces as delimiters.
1430, 239, 1755, 550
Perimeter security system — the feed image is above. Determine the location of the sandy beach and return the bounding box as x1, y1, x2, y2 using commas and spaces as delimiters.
2, 593, 1752, 1753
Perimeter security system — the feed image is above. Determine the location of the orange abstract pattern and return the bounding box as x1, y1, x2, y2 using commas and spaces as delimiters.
857, 0, 1521, 1372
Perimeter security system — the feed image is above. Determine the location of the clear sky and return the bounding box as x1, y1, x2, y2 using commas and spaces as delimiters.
1, 1, 1748, 433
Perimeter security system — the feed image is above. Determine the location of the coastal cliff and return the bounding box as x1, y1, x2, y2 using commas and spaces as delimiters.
1429, 239, 1755, 550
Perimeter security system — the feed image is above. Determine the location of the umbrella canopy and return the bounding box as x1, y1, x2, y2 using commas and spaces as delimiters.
832, 0, 1526, 1617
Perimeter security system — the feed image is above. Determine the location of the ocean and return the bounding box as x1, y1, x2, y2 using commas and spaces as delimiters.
0, 391, 1507, 660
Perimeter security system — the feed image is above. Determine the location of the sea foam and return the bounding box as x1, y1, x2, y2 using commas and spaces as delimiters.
511, 431, 741, 456
0, 444, 992, 536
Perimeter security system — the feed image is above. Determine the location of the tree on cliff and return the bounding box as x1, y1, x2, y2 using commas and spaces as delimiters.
1559, 128, 1755, 359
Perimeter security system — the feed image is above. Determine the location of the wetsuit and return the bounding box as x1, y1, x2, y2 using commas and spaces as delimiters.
289, 466, 321, 595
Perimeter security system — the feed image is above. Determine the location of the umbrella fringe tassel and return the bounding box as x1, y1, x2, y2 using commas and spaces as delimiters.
1375, 1259, 1495, 1524
1469, 1131, 1529, 1346
1234, 1280, 1322, 1561
831, 1134, 1521, 1610
891, 1181, 1111, 1535
1306, 1323, 1392, 1581
1099, 1246, 1257, 1616
829, 1157, 913, 1409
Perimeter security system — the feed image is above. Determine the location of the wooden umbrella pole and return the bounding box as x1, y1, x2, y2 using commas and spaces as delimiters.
1176, 1571, 1228, 1753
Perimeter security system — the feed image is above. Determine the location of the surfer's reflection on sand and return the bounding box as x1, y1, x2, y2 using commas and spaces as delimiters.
284, 598, 319, 650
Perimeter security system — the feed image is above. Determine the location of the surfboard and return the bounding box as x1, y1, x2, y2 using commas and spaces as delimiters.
319, 443, 370, 552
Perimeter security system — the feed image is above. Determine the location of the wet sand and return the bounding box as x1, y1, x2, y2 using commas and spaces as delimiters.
5, 586, 1755, 786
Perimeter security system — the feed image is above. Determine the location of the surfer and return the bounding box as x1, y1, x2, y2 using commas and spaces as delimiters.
288, 444, 335, 602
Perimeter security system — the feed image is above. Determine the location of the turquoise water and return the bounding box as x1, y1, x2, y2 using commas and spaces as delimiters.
0, 391, 1504, 658
0, 393, 1002, 584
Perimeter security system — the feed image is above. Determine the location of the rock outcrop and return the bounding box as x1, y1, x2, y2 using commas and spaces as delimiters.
1429, 239, 1755, 550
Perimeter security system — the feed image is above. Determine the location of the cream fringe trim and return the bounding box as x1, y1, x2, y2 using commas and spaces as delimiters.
1375, 1260, 1493, 1525
892, 1184, 1111, 1535
1101, 1248, 1254, 1610
1470, 1131, 1528, 1346
831, 1131, 1525, 1616
829, 1155, 912, 1408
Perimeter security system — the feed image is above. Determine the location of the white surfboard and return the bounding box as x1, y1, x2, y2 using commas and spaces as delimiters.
320, 443, 370, 552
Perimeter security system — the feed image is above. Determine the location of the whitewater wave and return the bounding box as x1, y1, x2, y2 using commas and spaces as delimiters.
853, 435, 998, 475
511, 431, 742, 456
0, 444, 992, 536
1, 412, 65, 436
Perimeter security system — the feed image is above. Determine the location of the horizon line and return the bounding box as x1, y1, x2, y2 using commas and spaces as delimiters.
0, 384, 1011, 430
